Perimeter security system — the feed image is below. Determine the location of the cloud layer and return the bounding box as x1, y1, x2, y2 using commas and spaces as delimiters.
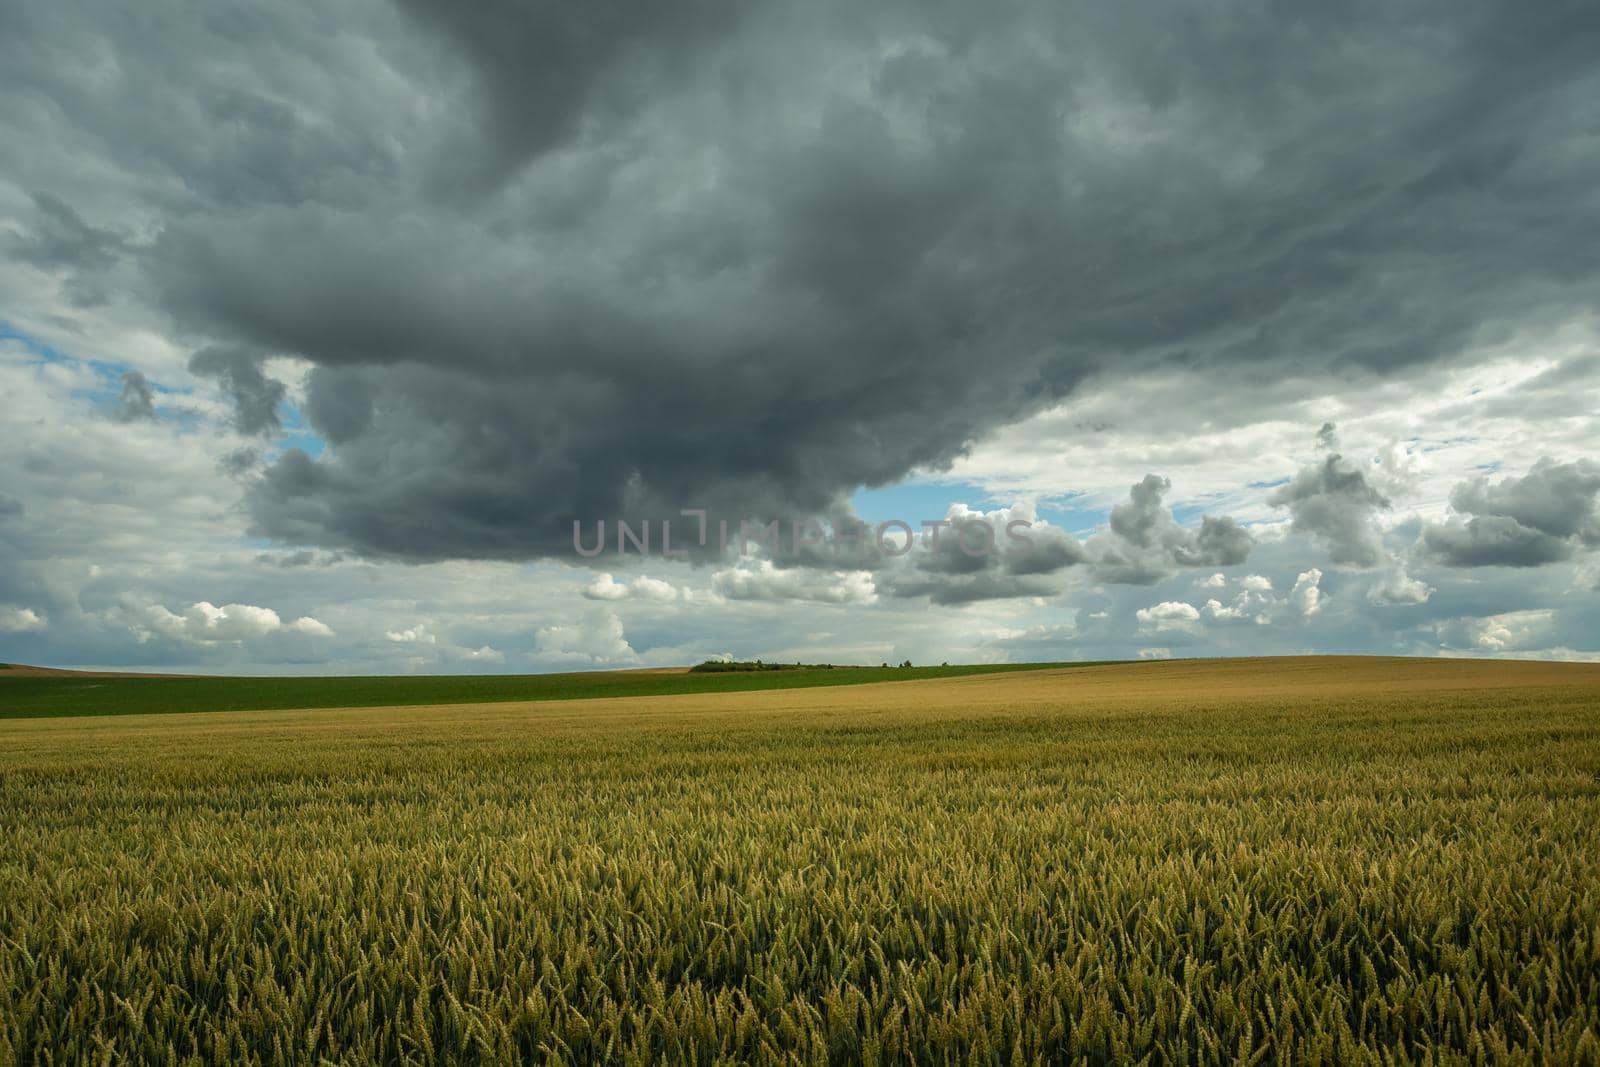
6, 1, 1600, 562
2, 2, 1598, 673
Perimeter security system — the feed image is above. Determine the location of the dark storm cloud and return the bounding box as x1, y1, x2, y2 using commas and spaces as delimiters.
879, 568, 1065, 608
873, 506, 1090, 604
255, 548, 345, 568
9, 0, 1600, 563
115, 370, 157, 422
0, 493, 21, 520
1269, 454, 1392, 567
8, 193, 123, 274
218, 447, 261, 478
7, 193, 127, 306
395, 0, 749, 194
1006, 525, 1091, 577
1422, 458, 1600, 567
871, 476, 1250, 603
909, 513, 1087, 578
692, 501, 1089, 604
1087, 476, 1252, 584
1191, 519, 1255, 567
187, 346, 285, 436
1473, 354, 1600, 422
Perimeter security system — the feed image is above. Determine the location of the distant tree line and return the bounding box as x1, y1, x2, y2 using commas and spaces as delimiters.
690, 659, 923, 673
689, 660, 838, 673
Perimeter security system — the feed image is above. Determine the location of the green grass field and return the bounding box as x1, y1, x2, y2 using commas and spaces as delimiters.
0, 661, 1098, 720
1, 657, 1598, 1063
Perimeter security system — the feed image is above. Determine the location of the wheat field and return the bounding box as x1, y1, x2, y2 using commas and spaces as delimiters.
2, 657, 1598, 1064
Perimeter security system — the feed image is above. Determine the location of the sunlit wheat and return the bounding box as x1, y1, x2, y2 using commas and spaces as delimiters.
1, 658, 1597, 1063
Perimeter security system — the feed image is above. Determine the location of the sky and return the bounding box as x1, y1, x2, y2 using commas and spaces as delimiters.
2, 0, 1598, 674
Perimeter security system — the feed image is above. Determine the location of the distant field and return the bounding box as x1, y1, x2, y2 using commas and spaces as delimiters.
0, 660, 1099, 719
2, 656, 1598, 1063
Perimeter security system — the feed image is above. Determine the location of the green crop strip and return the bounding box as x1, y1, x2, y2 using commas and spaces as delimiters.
0, 662, 1118, 719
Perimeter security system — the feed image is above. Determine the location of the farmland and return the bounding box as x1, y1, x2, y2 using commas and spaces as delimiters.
0, 661, 1091, 720
1, 656, 1598, 1063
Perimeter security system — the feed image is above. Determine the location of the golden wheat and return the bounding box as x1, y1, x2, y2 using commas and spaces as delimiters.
1, 657, 1598, 1064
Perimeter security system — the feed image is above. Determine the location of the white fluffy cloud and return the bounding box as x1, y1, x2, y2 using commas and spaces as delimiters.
535, 611, 639, 666
1468, 610, 1553, 653
713, 560, 877, 604
1367, 566, 1433, 606
1136, 601, 1201, 628
1196, 574, 1275, 625
1202, 597, 1260, 624
1289, 570, 1324, 618
582, 573, 680, 602
136, 601, 333, 644
0, 605, 47, 633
